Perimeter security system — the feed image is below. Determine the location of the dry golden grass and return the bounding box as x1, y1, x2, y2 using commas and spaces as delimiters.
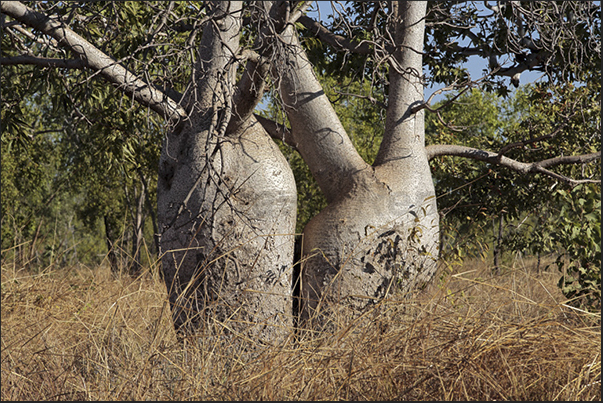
1, 254, 600, 401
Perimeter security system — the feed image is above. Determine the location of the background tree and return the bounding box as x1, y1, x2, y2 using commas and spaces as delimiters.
0, 59, 107, 268
1, 2, 168, 274
426, 81, 601, 310
424, 89, 506, 263
2, 1, 600, 340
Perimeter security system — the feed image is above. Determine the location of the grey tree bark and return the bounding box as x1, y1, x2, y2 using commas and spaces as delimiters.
156, 2, 297, 344
278, 1, 439, 327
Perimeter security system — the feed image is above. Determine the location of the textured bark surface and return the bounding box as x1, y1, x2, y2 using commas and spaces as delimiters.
278, 1, 439, 327
156, 2, 297, 344
158, 117, 297, 342
300, 167, 439, 324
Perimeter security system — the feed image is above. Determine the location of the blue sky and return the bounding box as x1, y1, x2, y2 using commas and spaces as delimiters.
425, 55, 546, 103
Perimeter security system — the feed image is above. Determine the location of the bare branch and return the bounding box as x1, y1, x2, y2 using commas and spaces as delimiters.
497, 125, 565, 157
1, 1, 187, 123
412, 80, 471, 114
539, 153, 601, 169
332, 90, 388, 110
228, 56, 270, 134
1, 55, 85, 69
9, 23, 60, 49
253, 113, 297, 151
297, 14, 378, 54
145, 1, 174, 45
287, 1, 312, 25
426, 144, 601, 187
412, 78, 480, 134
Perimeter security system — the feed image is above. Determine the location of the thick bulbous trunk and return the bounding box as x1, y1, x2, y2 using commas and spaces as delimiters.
276, 1, 438, 328
157, 116, 297, 343
155, 1, 297, 345
301, 159, 439, 326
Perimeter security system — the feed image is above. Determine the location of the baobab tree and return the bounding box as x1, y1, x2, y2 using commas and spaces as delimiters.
2, 1, 599, 342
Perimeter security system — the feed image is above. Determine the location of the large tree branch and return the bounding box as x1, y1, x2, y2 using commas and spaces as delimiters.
538, 153, 601, 169
375, 1, 428, 166
426, 144, 601, 187
253, 113, 297, 150
227, 53, 270, 134
1, 1, 187, 123
277, 21, 368, 202
227, 2, 312, 135
1, 55, 86, 69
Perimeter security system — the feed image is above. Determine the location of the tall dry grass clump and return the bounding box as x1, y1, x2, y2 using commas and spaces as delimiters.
1, 253, 600, 400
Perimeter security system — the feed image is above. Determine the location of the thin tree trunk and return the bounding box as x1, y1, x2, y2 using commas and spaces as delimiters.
104, 215, 119, 273
493, 212, 504, 272
28, 218, 43, 268
130, 182, 146, 276
536, 252, 541, 273
137, 168, 160, 257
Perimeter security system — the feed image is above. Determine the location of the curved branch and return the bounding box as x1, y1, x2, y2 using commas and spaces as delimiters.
539, 153, 601, 169
226, 50, 270, 134
426, 144, 601, 187
253, 113, 297, 150
297, 14, 379, 54
1, 1, 187, 123
277, 21, 368, 202
497, 131, 560, 157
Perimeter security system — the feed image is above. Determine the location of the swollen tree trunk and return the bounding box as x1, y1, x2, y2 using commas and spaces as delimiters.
156, 2, 297, 343
279, 1, 439, 327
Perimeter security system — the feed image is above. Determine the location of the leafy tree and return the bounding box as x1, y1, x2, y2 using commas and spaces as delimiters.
1, 2, 171, 273
1, 64, 70, 266
426, 78, 600, 310
425, 89, 506, 261
552, 184, 600, 311
2, 1, 599, 342
500, 80, 600, 309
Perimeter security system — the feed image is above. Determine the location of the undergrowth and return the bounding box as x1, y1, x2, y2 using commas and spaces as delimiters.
1, 254, 600, 400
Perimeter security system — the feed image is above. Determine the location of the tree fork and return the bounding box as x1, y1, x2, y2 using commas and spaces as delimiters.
277, 1, 440, 328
